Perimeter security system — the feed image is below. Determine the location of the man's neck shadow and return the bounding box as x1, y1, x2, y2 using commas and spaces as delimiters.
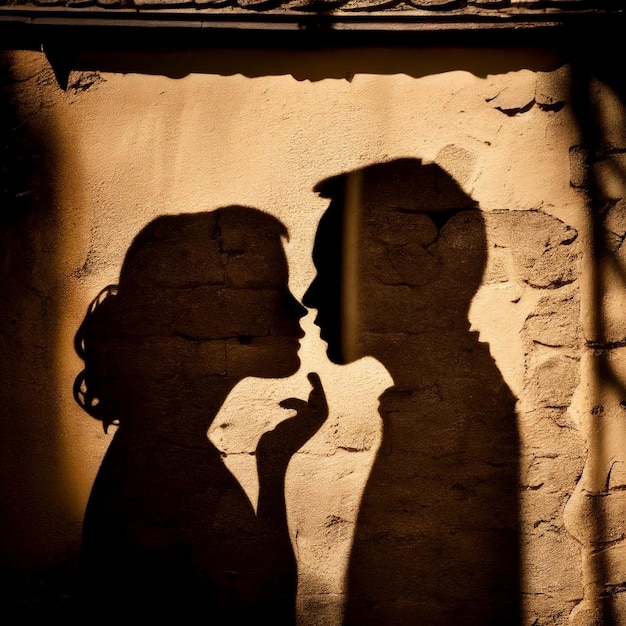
72, 206, 325, 623
304, 158, 521, 625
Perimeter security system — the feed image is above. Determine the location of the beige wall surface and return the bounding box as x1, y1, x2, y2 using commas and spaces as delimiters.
1, 44, 625, 624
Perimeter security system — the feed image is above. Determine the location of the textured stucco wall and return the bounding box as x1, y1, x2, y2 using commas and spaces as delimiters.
1, 44, 625, 624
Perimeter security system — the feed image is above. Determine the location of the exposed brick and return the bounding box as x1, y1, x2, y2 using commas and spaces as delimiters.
485, 210, 581, 289
526, 354, 580, 409
522, 290, 582, 350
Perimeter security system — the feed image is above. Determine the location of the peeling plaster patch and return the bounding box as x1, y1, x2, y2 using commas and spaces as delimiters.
493, 99, 535, 116
67, 71, 106, 94
486, 70, 536, 116
487, 66, 570, 116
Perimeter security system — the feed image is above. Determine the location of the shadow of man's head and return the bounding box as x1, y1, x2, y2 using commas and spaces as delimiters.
303, 158, 484, 370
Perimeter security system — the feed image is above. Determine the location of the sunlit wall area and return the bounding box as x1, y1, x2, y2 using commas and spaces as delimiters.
1, 33, 624, 625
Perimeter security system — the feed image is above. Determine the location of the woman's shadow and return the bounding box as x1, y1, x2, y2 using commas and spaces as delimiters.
304, 159, 521, 625
73, 206, 327, 623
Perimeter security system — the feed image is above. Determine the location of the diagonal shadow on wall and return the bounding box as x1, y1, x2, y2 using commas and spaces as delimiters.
564, 41, 626, 626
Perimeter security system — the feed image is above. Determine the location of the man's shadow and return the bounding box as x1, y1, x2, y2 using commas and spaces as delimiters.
304, 159, 521, 625
73, 206, 327, 623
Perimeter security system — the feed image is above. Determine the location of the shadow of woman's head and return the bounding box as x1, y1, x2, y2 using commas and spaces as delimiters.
74, 206, 305, 432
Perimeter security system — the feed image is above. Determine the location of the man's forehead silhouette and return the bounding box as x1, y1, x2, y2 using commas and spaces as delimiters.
313, 158, 478, 224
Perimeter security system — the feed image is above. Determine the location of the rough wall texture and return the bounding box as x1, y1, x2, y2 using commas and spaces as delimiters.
0, 42, 625, 624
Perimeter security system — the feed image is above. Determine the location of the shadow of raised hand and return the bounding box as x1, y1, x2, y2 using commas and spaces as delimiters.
257, 373, 328, 468
254, 372, 329, 602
